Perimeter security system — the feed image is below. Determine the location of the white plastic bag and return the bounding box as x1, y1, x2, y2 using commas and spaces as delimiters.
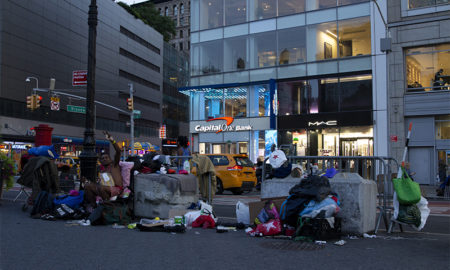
236, 201, 250, 225
393, 192, 430, 231
269, 149, 287, 169
184, 211, 201, 226
199, 200, 218, 222
183, 160, 190, 172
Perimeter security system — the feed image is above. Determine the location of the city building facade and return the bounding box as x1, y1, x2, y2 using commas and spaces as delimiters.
182, 0, 388, 163
387, 0, 450, 185
0, 0, 164, 162
147, 0, 191, 54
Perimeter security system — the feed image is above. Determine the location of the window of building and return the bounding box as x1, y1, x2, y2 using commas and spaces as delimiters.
199, 39, 224, 74
251, 31, 277, 68
180, 17, 184, 26
200, 0, 224, 30
180, 30, 184, 38
159, 8, 162, 15
251, 0, 277, 20
174, 5, 178, 16
257, 85, 270, 116
165, 7, 169, 16
278, 75, 372, 115
278, 80, 309, 115
339, 75, 372, 112
225, 0, 247, 25
408, 0, 448, 9
307, 21, 338, 62
179, 42, 183, 51
405, 44, 450, 92
180, 3, 184, 15
225, 88, 247, 118
278, 26, 306, 65
278, 0, 305, 16
338, 0, 368, 5
306, 0, 337, 11
205, 89, 224, 119
338, 16, 371, 58
318, 78, 339, 113
436, 115, 450, 140
224, 36, 248, 72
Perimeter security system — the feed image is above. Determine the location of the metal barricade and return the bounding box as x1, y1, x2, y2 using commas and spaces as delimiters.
262, 156, 399, 234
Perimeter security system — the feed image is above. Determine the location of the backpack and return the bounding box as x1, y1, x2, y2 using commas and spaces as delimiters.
279, 195, 310, 227
101, 201, 132, 225
31, 191, 54, 216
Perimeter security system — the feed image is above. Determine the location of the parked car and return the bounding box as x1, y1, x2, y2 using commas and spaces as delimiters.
55, 156, 80, 176
193, 154, 257, 195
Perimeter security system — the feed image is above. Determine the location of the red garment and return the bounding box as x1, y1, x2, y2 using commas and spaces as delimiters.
167, 169, 176, 174
140, 166, 152, 173
192, 215, 216, 229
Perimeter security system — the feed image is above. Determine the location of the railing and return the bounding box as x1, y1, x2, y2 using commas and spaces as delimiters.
262, 155, 400, 233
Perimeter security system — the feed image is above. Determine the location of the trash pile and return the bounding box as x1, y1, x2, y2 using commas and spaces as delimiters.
243, 174, 343, 243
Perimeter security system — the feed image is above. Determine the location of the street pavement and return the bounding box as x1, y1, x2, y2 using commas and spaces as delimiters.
1, 187, 450, 270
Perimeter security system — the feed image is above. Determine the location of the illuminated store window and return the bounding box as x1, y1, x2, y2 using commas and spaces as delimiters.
251, 31, 277, 68
205, 88, 224, 119
225, 87, 247, 118
307, 21, 338, 62
405, 44, 450, 92
257, 85, 270, 116
408, 0, 448, 9
436, 115, 450, 140
278, 26, 306, 65
226, 0, 247, 25
279, 0, 305, 16
200, 0, 223, 30
338, 17, 371, 58
340, 126, 373, 156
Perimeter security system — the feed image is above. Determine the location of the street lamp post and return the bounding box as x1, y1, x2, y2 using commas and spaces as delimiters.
25, 77, 39, 94
79, 0, 98, 184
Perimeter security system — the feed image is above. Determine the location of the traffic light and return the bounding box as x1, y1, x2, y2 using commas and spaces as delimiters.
127, 98, 133, 111
26, 95, 34, 109
34, 94, 42, 109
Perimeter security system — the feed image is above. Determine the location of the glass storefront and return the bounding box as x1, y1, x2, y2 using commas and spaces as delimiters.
279, 126, 373, 156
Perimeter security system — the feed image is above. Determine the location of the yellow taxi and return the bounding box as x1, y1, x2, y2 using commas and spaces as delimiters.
55, 156, 80, 176
195, 154, 257, 195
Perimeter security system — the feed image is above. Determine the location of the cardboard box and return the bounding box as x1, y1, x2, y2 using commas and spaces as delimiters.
248, 197, 286, 224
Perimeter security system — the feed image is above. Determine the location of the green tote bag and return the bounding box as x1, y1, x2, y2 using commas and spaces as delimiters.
392, 167, 421, 205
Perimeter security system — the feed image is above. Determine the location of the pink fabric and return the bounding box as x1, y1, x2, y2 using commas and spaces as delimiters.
119, 161, 134, 197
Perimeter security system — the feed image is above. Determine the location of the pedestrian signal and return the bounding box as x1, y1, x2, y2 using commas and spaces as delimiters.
26, 95, 34, 109
127, 98, 133, 111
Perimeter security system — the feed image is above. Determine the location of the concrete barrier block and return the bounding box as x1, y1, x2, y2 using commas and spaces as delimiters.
330, 173, 377, 234
134, 174, 199, 219
261, 176, 302, 199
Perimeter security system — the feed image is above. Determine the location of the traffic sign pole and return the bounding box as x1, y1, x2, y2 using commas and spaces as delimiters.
129, 83, 134, 156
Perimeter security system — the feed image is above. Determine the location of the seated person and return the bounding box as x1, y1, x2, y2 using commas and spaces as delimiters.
83, 131, 123, 209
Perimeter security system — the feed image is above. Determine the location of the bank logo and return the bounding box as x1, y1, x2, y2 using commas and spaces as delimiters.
206, 117, 234, 133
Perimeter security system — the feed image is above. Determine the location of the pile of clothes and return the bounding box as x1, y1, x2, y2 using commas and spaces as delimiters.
247, 174, 341, 240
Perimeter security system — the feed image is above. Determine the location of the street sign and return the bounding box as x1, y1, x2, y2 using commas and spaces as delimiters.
72, 70, 87, 86
133, 110, 141, 119
67, 105, 86, 114
50, 96, 60, 111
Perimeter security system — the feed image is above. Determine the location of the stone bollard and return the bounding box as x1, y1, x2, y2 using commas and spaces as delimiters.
134, 174, 199, 219
330, 173, 377, 234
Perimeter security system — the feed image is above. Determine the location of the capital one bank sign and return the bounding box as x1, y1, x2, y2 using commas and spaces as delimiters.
194, 117, 252, 133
